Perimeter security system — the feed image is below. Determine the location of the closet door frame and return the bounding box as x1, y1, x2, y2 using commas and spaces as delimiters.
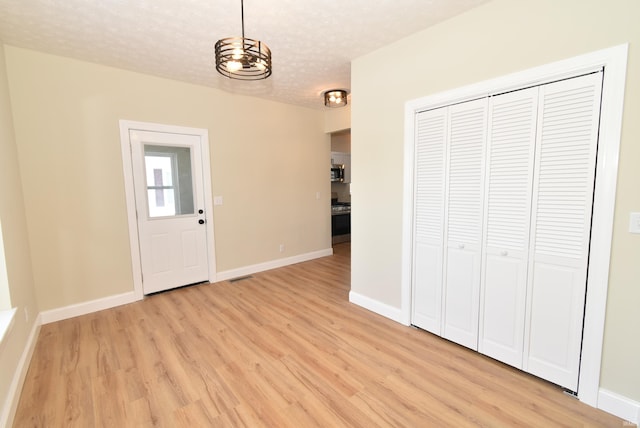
402, 44, 628, 408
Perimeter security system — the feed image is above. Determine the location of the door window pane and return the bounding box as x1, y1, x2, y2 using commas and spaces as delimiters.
146, 188, 176, 217
144, 145, 195, 218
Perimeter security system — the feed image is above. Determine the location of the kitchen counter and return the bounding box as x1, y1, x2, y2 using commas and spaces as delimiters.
331, 205, 351, 215
331, 202, 350, 215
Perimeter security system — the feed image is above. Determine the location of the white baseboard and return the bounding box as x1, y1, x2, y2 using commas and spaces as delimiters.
0, 308, 17, 352
349, 291, 407, 325
598, 388, 640, 425
38, 248, 334, 324
0, 314, 41, 428
40, 291, 141, 324
215, 248, 333, 282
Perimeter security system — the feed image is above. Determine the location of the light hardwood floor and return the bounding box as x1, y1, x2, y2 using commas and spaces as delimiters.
14, 243, 626, 427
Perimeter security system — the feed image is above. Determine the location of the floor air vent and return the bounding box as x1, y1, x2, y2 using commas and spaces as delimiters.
229, 275, 253, 283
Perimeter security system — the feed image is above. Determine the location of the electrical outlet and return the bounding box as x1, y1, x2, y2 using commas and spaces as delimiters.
214, 196, 223, 206
279, 244, 285, 253
630, 212, 640, 234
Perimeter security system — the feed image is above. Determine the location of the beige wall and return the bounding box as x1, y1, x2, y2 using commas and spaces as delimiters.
0, 42, 39, 425
330, 130, 351, 153
324, 104, 351, 133
4, 46, 330, 311
351, 0, 640, 402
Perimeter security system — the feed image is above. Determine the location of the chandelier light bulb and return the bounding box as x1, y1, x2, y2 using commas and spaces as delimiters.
227, 60, 242, 71
231, 47, 244, 60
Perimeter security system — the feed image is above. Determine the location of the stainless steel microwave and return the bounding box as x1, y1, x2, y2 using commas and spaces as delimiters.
331, 164, 344, 182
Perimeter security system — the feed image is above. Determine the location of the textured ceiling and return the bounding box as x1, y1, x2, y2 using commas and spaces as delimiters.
0, 0, 488, 109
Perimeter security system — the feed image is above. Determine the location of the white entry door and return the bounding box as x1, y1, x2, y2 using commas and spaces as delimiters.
129, 129, 210, 294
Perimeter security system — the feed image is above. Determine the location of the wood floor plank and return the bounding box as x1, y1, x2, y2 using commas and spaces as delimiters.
172, 399, 216, 427
13, 243, 626, 427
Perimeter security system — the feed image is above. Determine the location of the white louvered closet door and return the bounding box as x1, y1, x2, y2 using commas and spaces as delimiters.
478, 87, 538, 369
412, 108, 448, 334
442, 98, 488, 350
524, 72, 603, 391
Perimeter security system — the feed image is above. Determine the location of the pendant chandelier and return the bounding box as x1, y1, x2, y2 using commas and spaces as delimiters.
214, 0, 272, 80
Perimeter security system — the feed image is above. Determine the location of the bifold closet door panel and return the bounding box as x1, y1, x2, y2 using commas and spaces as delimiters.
524, 72, 603, 391
442, 98, 488, 350
479, 87, 538, 369
412, 108, 448, 334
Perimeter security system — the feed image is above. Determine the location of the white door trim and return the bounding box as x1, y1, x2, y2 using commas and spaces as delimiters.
401, 44, 628, 408
119, 120, 217, 299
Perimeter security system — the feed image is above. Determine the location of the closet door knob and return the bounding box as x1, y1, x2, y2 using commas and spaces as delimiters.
458, 244, 465, 249
501, 250, 509, 256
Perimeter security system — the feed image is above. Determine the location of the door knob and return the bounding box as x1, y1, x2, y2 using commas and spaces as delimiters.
198, 209, 204, 214
198, 219, 205, 224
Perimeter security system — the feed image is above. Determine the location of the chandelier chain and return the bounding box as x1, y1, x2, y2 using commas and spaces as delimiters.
240, 0, 245, 39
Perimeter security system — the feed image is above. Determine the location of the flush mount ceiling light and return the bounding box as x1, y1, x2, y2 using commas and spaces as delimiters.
215, 0, 272, 80
324, 89, 348, 108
